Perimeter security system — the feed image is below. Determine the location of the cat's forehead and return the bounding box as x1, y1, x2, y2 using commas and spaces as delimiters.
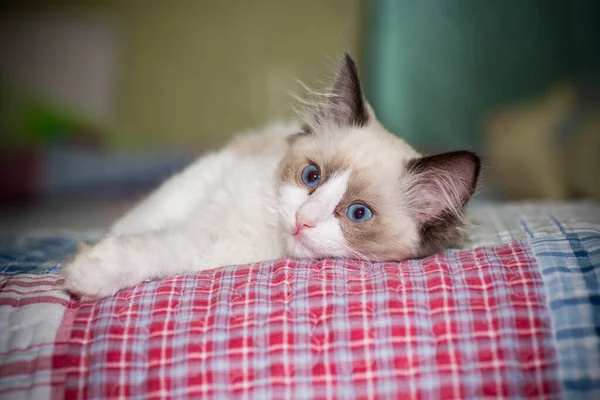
291, 126, 417, 181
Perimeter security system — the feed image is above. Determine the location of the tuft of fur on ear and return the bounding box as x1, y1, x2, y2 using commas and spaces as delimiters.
306, 53, 369, 129
404, 151, 481, 255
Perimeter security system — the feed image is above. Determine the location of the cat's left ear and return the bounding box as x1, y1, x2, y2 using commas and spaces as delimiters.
315, 53, 369, 128
405, 151, 481, 225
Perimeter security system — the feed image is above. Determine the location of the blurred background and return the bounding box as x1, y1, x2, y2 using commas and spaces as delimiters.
1, 0, 599, 233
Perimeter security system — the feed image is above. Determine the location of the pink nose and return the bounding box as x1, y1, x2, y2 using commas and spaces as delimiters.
294, 214, 316, 234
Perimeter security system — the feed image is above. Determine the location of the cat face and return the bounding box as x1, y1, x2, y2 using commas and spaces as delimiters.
276, 54, 480, 262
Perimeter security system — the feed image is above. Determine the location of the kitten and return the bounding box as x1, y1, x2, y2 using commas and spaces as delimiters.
61, 54, 480, 300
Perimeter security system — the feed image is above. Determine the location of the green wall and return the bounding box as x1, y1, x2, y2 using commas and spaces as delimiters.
366, 0, 576, 152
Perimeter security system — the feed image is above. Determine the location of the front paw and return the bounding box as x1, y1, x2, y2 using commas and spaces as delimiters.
61, 238, 128, 300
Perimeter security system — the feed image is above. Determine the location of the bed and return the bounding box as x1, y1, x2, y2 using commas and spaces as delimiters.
1, 200, 599, 399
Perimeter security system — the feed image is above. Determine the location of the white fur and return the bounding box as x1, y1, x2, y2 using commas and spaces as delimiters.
62, 122, 299, 299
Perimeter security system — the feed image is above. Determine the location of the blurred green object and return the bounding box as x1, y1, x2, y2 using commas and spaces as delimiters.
365, 0, 595, 152
0, 85, 103, 148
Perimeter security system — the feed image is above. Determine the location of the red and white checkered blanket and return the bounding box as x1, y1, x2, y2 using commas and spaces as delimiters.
3, 201, 600, 399
1, 241, 561, 399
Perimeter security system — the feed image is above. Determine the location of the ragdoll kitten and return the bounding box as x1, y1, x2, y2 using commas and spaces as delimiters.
62, 54, 480, 299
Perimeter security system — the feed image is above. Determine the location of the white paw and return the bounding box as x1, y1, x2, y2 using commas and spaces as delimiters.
60, 237, 131, 300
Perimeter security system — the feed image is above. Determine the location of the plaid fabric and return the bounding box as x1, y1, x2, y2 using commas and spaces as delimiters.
467, 200, 600, 248
1, 200, 598, 399
2, 241, 561, 399
531, 231, 600, 399
0, 273, 72, 399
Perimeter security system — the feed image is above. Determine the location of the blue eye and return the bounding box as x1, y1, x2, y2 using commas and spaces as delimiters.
301, 164, 320, 188
346, 203, 373, 223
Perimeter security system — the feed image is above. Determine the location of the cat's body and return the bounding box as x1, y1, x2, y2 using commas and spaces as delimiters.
112, 122, 295, 265
113, 120, 302, 239
62, 54, 480, 300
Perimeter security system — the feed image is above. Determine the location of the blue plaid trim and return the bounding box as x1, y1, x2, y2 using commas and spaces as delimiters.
531, 230, 600, 399
0, 234, 92, 275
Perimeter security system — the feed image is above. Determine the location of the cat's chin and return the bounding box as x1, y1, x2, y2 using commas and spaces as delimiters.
285, 233, 325, 259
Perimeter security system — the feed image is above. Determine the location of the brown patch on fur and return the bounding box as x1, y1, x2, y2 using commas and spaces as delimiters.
320, 156, 349, 183
336, 170, 395, 258
277, 150, 305, 186
278, 140, 350, 189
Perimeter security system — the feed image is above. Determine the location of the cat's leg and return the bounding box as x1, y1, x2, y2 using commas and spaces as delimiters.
62, 228, 206, 299
61, 223, 281, 300
111, 151, 236, 235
